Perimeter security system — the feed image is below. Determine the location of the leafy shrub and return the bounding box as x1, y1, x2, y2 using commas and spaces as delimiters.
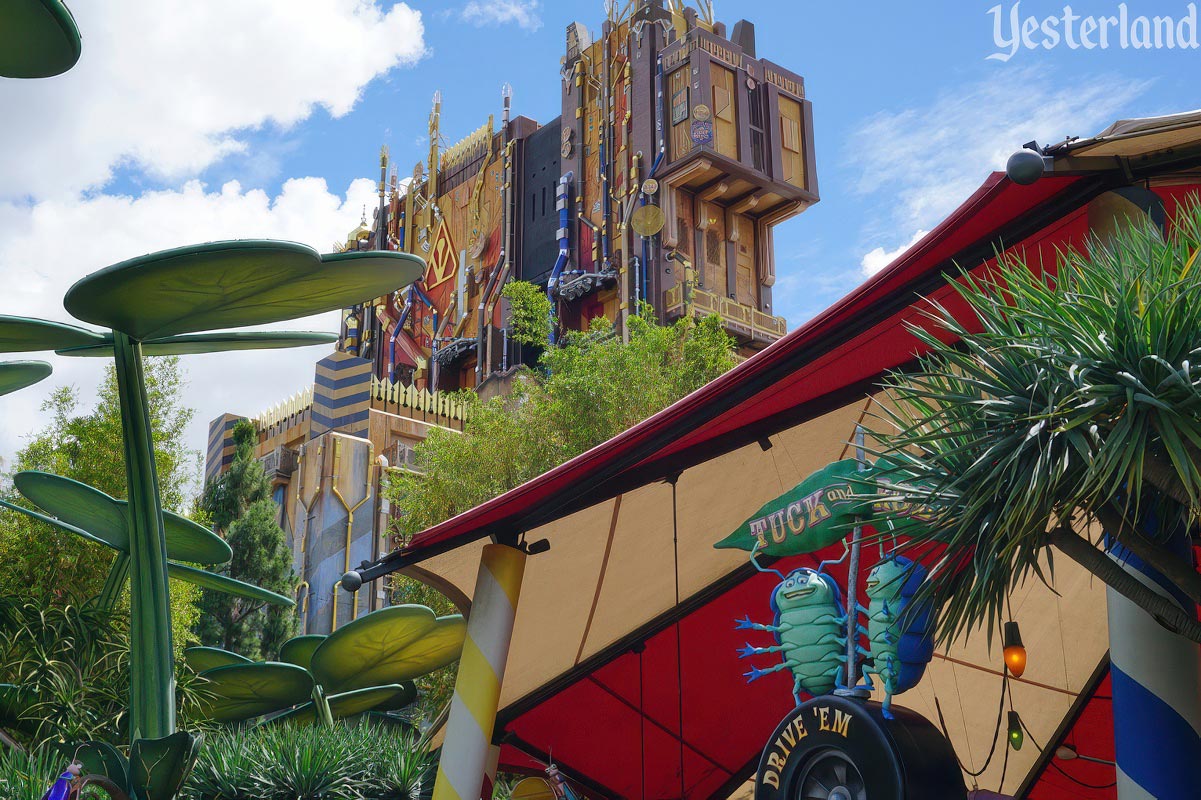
0, 747, 68, 800
187, 723, 432, 800
0, 598, 211, 750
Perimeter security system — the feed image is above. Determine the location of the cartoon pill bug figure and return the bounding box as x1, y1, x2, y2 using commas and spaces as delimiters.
858, 554, 935, 719
735, 567, 848, 704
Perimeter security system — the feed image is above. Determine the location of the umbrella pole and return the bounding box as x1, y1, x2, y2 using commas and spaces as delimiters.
433, 543, 527, 800
113, 331, 176, 742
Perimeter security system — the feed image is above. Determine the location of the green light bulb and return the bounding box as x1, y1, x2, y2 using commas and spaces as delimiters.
1008, 711, 1024, 751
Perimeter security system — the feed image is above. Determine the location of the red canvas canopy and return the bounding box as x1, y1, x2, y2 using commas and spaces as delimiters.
382, 119, 1201, 799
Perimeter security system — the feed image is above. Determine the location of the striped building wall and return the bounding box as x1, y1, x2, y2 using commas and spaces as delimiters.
205, 413, 244, 485
312, 350, 373, 440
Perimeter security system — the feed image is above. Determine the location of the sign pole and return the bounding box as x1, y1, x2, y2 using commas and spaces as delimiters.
844, 426, 866, 690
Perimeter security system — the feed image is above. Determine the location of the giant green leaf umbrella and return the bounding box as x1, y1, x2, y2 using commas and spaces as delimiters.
309, 604, 466, 692
195, 662, 313, 723
0, 360, 51, 396
12, 471, 231, 564
58, 331, 339, 357
0, 0, 81, 78
64, 242, 423, 340
0, 241, 422, 746
270, 684, 415, 727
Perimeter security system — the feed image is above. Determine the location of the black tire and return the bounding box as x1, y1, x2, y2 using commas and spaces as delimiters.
753, 696, 965, 800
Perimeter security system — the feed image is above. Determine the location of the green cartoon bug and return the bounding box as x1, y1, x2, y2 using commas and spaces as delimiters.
736, 567, 849, 704
858, 555, 935, 719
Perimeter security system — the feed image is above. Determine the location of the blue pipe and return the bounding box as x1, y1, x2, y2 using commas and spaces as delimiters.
547, 172, 573, 345
389, 285, 438, 380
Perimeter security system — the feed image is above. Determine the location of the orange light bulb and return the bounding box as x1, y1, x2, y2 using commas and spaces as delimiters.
1002, 620, 1026, 678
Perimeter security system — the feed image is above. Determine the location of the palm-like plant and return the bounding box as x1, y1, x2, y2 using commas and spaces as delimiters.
867, 198, 1201, 645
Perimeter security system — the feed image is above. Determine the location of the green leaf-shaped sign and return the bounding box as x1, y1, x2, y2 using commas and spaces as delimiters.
0, 316, 103, 352
183, 646, 251, 674
13, 471, 232, 564
64, 241, 424, 340
129, 731, 202, 800
309, 605, 466, 692
167, 562, 294, 607
279, 634, 326, 671
714, 459, 872, 557
71, 740, 130, 791
58, 330, 338, 358
272, 684, 415, 726
197, 662, 313, 723
0, 360, 51, 396
862, 454, 945, 539
0, 0, 81, 78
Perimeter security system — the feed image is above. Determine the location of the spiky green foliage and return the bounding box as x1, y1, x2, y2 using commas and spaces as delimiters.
0, 599, 211, 751
0, 745, 68, 800
186, 723, 432, 800
197, 420, 296, 660
868, 198, 1201, 645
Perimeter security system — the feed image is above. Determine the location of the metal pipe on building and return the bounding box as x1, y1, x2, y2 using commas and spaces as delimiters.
547, 172, 574, 345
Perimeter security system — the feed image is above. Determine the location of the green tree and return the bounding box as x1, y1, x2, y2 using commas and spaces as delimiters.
387, 301, 738, 540
0, 356, 200, 643
197, 419, 297, 659
867, 200, 1201, 644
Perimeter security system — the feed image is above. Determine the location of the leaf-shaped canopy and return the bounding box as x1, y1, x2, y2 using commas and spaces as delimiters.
309, 605, 466, 693
63, 241, 425, 340
0, 0, 81, 78
58, 330, 339, 358
167, 562, 294, 607
0, 315, 104, 352
12, 471, 232, 564
128, 731, 202, 800
196, 662, 313, 723
271, 684, 414, 726
0, 360, 51, 396
279, 634, 326, 671
183, 646, 251, 674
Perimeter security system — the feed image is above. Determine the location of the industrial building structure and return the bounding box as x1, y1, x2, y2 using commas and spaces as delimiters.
204, 0, 817, 634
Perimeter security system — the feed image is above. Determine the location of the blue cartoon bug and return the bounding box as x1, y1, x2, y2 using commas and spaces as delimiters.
735, 567, 848, 704
858, 555, 935, 718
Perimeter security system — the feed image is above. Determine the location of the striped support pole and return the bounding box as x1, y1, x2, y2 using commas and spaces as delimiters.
1090, 187, 1201, 799
1106, 531, 1201, 799
433, 543, 527, 800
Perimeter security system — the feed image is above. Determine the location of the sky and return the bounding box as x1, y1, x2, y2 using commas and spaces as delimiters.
0, 0, 1197, 488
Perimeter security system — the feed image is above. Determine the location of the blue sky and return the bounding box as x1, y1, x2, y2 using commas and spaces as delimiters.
0, 0, 1197, 482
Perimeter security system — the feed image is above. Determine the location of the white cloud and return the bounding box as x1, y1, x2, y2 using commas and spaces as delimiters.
0, 0, 426, 200
860, 228, 928, 277
460, 1, 542, 31
849, 68, 1150, 267
0, 178, 379, 475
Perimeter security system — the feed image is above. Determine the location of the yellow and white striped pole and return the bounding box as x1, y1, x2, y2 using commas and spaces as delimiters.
433, 543, 527, 800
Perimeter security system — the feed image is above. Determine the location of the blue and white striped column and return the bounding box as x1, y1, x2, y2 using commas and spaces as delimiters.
1089, 187, 1201, 799
1106, 529, 1201, 799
